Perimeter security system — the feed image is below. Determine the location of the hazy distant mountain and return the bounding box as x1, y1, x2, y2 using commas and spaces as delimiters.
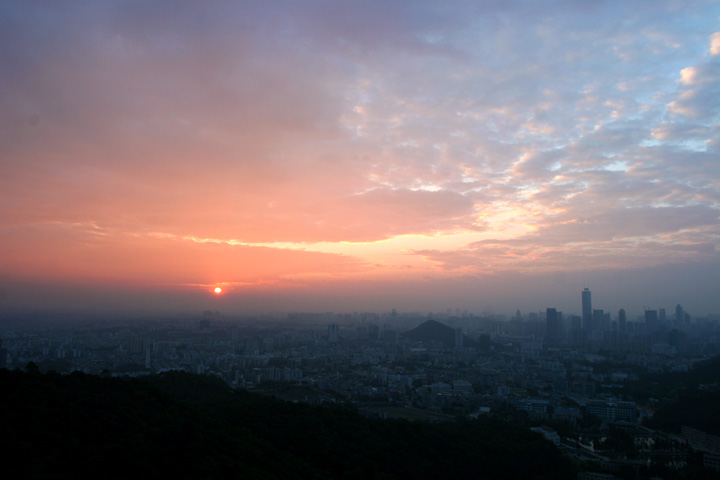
403, 319, 475, 348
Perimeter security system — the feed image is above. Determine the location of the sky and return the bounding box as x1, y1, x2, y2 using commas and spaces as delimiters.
1, 0, 719, 318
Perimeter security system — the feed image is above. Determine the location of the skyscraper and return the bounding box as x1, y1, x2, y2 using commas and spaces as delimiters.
569, 315, 583, 346
546, 308, 563, 342
328, 324, 339, 342
455, 327, 464, 348
581, 288, 592, 332
618, 308, 627, 333
593, 309, 604, 333
645, 309, 659, 334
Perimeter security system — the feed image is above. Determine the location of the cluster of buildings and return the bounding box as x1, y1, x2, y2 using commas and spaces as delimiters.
544, 289, 700, 355
1, 288, 719, 474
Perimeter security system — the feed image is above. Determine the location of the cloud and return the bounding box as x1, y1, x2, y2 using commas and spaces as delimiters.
668, 64, 720, 119
710, 32, 720, 56
666, 34, 720, 121
1, 1, 719, 313
411, 204, 719, 274
0, 221, 367, 286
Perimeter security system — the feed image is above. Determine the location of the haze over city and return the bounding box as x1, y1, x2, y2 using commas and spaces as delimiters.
2, 1, 719, 317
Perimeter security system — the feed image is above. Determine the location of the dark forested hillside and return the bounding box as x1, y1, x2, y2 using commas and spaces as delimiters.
647, 390, 720, 435
0, 369, 573, 479
643, 355, 720, 435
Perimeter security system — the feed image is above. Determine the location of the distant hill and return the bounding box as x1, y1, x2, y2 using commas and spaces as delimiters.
403, 319, 475, 348
0, 369, 572, 479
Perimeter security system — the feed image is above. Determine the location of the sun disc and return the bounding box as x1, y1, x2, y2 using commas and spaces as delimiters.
214, 287, 222, 294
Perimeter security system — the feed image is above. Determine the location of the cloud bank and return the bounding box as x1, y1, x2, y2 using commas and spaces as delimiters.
1, 1, 719, 314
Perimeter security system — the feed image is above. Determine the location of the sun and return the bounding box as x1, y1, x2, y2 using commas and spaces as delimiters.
214, 287, 222, 294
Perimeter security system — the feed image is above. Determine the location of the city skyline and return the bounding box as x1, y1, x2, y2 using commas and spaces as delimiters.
2, 1, 719, 316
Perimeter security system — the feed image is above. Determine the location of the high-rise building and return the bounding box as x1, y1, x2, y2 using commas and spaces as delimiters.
675, 304, 684, 326
618, 308, 627, 333
593, 309, 604, 333
546, 308, 563, 342
546, 307, 557, 337
569, 315, 583, 345
645, 309, 659, 334
581, 288, 592, 332
328, 324, 339, 342
455, 327, 464, 348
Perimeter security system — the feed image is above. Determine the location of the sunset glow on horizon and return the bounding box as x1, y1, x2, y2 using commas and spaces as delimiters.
1, 1, 719, 316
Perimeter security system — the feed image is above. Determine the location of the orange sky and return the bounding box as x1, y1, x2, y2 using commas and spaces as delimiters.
1, 1, 719, 316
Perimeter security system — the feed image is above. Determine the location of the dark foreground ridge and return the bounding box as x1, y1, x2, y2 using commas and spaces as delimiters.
0, 368, 572, 479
